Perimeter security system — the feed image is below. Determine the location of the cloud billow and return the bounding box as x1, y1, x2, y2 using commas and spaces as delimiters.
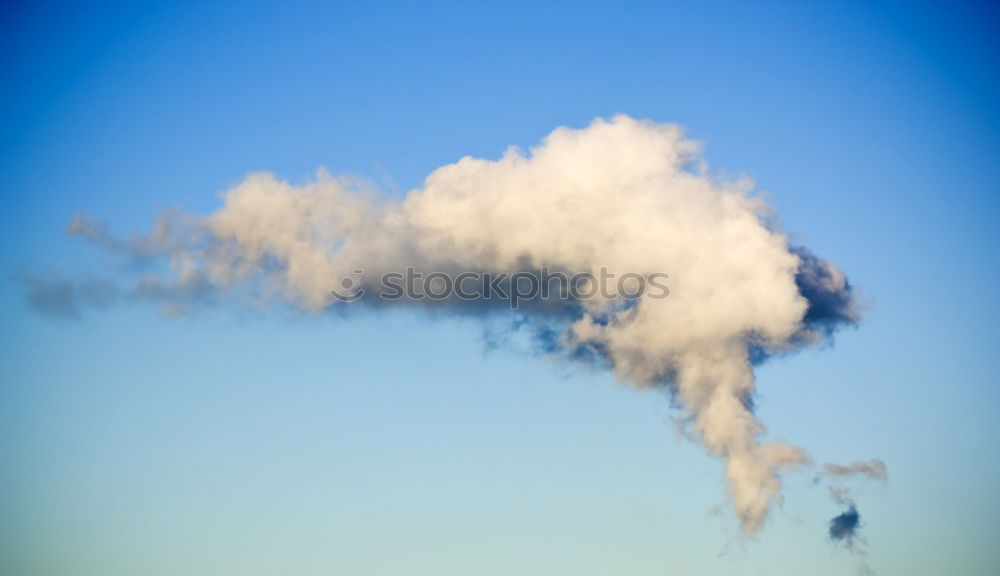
25, 115, 861, 534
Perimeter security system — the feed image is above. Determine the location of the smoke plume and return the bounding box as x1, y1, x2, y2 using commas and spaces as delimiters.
829, 505, 862, 545
25, 115, 861, 533
823, 459, 887, 574
825, 460, 887, 482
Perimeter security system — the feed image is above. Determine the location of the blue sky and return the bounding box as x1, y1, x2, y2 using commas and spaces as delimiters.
2, 1, 998, 574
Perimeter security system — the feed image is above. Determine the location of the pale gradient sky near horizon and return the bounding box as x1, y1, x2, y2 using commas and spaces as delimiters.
2, 1, 998, 574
